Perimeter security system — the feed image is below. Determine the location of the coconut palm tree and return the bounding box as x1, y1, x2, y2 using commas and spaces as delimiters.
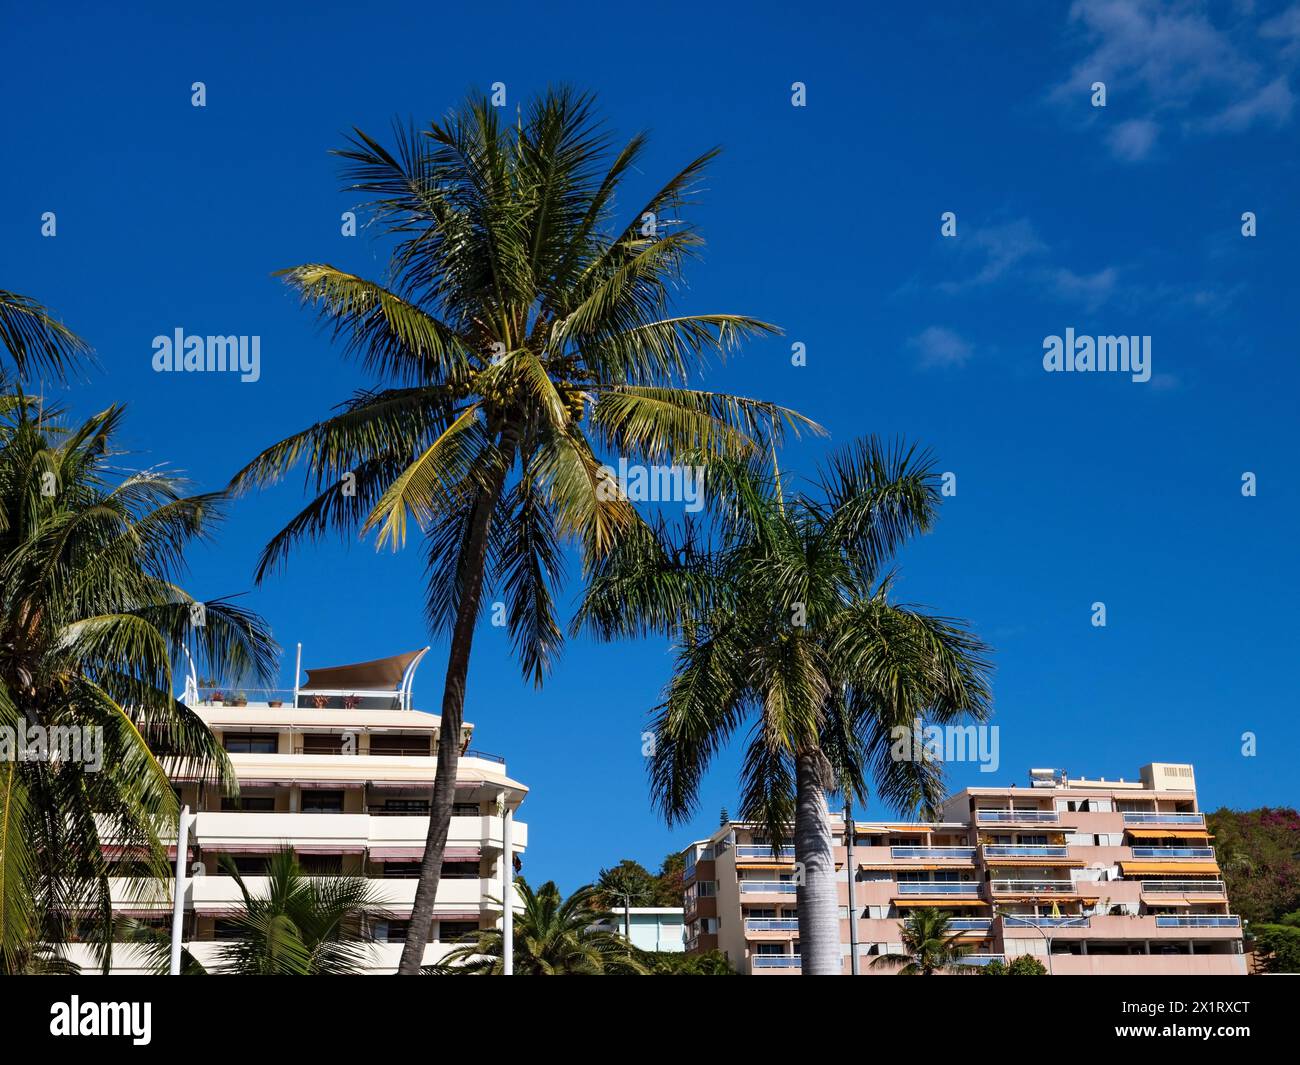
578, 439, 993, 975
211, 849, 389, 975
870, 908, 972, 975
229, 87, 817, 974
0, 392, 276, 973
0, 290, 92, 380
427, 877, 646, 975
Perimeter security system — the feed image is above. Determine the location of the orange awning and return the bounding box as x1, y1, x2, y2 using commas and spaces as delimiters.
1121, 862, 1220, 876
859, 863, 975, 871
737, 863, 794, 870
892, 899, 989, 908
1126, 829, 1211, 841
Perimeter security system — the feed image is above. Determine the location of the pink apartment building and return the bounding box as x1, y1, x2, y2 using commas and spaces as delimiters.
682, 762, 1245, 975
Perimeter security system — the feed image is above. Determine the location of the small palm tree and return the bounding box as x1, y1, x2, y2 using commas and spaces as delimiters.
230, 87, 817, 974
212, 849, 389, 975
0, 289, 92, 380
0, 393, 277, 973
428, 878, 647, 975
578, 439, 993, 975
871, 909, 971, 975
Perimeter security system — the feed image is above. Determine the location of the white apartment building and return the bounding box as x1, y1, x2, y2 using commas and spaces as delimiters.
68, 647, 528, 974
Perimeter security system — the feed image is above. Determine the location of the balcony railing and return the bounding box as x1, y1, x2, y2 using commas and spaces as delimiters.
746, 918, 799, 932
1154, 915, 1240, 928
975, 810, 1058, 823
890, 846, 975, 859
735, 845, 796, 860
984, 845, 1069, 858
991, 879, 1075, 893
896, 882, 981, 895
740, 880, 798, 894
1130, 847, 1214, 859
1122, 812, 1205, 825
953, 954, 1005, 967
1140, 880, 1225, 895
1003, 915, 1091, 928
948, 918, 993, 930
752, 955, 802, 968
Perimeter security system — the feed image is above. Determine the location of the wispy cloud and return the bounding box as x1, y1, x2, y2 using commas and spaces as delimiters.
939, 219, 1048, 292
1051, 0, 1298, 161
909, 326, 974, 370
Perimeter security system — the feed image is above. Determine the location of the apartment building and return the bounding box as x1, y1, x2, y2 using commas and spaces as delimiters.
682, 762, 1244, 975
592, 908, 685, 952
69, 648, 528, 974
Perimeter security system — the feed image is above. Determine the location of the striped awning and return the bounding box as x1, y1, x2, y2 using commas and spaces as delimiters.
1121, 862, 1220, 875
893, 899, 989, 909
1126, 829, 1211, 840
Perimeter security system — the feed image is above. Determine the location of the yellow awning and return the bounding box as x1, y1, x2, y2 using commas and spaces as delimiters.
737, 862, 794, 870
1126, 829, 1211, 841
1121, 862, 1220, 875
892, 899, 989, 908
859, 863, 975, 871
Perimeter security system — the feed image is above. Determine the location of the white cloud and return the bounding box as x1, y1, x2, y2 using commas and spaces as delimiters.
909, 326, 973, 370
1049, 266, 1121, 308
939, 219, 1048, 292
1052, 0, 1297, 159
1107, 118, 1160, 160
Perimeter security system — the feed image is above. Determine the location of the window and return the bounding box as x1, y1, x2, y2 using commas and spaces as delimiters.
221, 795, 275, 811
302, 733, 345, 754
229, 856, 269, 876
301, 790, 344, 813
381, 862, 420, 879
374, 919, 409, 943
441, 861, 479, 880
452, 803, 480, 817
213, 920, 244, 941
299, 854, 343, 876
223, 733, 278, 754
438, 920, 478, 942
378, 799, 430, 815
369, 734, 432, 757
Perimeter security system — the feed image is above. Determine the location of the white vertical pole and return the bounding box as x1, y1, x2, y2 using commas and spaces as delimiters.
502, 802, 514, 975
169, 805, 192, 975
293, 642, 302, 708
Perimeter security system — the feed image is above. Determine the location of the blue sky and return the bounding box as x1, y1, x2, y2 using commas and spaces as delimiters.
3, 0, 1298, 891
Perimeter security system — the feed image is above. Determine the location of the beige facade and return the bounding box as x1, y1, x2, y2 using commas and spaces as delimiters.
74, 672, 527, 974
683, 763, 1244, 975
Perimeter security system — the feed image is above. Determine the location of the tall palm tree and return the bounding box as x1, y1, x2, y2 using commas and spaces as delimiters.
229, 87, 817, 974
212, 849, 388, 975
428, 877, 647, 975
0, 392, 277, 973
595, 859, 654, 941
870, 908, 971, 975
578, 439, 993, 975
0, 290, 93, 380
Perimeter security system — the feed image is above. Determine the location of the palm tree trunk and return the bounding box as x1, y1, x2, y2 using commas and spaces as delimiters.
794, 748, 840, 975
396, 453, 510, 975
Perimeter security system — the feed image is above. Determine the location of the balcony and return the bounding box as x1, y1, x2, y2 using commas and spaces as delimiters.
948, 918, 993, 931
740, 880, 798, 894
1140, 880, 1225, 896
1122, 812, 1205, 825
752, 955, 802, 969
983, 845, 1069, 859
896, 882, 981, 896
735, 845, 796, 861
746, 918, 799, 932
890, 846, 975, 859
953, 954, 1005, 967
1154, 915, 1241, 928
1002, 915, 1091, 928
990, 879, 1075, 894
1130, 847, 1214, 859
975, 810, 1058, 824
